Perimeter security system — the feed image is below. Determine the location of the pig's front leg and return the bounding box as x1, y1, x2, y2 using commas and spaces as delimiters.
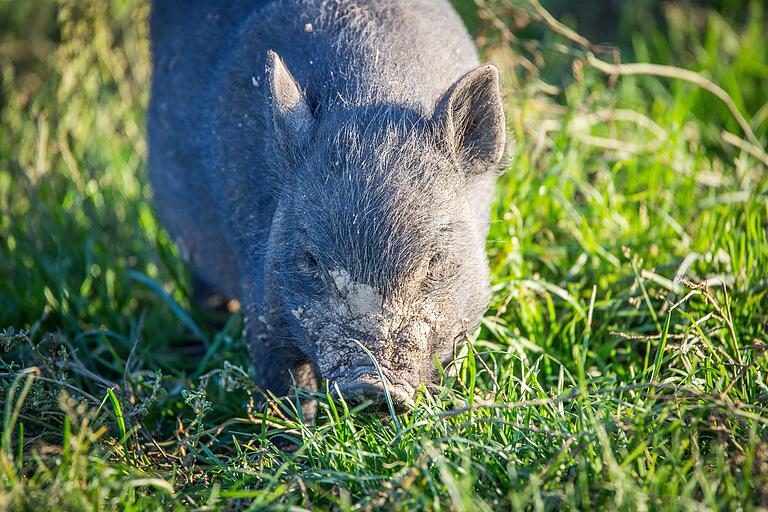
247, 317, 319, 421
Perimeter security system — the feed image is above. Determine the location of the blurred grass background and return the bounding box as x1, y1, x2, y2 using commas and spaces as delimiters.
1, 0, 767, 510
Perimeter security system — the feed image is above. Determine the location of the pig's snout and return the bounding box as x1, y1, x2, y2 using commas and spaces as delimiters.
316, 315, 431, 414
332, 374, 414, 414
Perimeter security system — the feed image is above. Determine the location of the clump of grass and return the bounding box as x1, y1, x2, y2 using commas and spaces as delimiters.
1, 0, 766, 510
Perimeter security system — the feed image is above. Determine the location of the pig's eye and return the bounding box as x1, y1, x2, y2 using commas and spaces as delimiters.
298, 251, 320, 278
303, 251, 319, 270
426, 253, 445, 280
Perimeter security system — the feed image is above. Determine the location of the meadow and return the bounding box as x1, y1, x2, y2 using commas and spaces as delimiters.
1, 0, 767, 510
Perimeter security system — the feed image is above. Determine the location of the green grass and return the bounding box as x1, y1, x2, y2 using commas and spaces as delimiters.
1, 0, 767, 510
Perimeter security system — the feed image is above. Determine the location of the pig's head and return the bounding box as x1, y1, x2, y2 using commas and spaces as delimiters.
261, 51, 506, 411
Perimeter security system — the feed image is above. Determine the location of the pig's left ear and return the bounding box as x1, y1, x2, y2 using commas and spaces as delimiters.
433, 65, 506, 175
265, 50, 314, 150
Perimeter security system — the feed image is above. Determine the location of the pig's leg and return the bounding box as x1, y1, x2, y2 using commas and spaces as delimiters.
192, 273, 228, 310
248, 329, 319, 421
191, 273, 232, 330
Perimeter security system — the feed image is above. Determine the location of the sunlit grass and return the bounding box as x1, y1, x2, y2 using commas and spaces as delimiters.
1, 0, 766, 510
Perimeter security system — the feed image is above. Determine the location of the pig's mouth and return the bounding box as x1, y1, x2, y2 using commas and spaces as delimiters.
329, 367, 416, 413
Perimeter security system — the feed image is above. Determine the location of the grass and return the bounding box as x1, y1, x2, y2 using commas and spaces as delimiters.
1, 0, 767, 510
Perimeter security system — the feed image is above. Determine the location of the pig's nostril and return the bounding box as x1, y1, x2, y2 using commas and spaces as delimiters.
337, 382, 385, 405
333, 381, 412, 414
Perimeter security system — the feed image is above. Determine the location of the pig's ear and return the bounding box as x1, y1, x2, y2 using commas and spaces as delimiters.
266, 50, 313, 149
433, 65, 506, 175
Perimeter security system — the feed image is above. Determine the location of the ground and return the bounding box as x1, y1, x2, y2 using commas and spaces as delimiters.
1, 0, 767, 510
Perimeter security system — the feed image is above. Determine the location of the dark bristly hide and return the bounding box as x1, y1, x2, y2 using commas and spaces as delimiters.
148, 0, 507, 416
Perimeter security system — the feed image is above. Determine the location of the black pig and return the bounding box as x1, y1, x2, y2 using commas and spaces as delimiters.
148, 0, 507, 415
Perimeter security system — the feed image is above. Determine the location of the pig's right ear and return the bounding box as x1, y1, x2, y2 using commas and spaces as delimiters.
265, 50, 314, 150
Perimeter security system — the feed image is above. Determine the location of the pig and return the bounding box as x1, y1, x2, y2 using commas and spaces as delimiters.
148, 0, 507, 415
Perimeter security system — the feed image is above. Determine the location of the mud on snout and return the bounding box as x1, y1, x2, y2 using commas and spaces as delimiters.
317, 330, 430, 414
295, 269, 436, 414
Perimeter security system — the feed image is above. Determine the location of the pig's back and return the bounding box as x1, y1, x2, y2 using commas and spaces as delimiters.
148, 1, 271, 298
